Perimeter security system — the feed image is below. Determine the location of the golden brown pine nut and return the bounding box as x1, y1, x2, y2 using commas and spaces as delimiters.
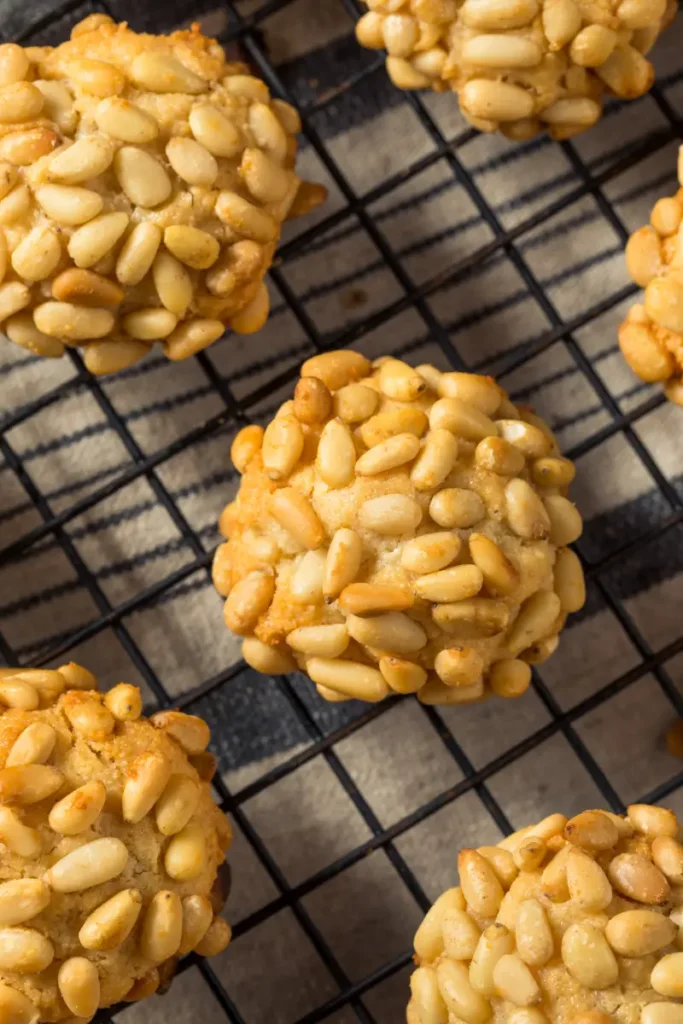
561, 923, 618, 989
469, 533, 519, 596
382, 14, 420, 56
386, 56, 432, 90
6, 723, 56, 767
189, 104, 242, 158
505, 479, 551, 540
339, 582, 413, 615
377, 358, 426, 401
194, 915, 232, 957
605, 909, 675, 957
51, 268, 123, 308
544, 495, 583, 545
179, 894, 213, 955
164, 822, 207, 881
627, 803, 678, 839
474, 436, 525, 475
33, 301, 113, 341
506, 591, 561, 656
0, 881, 50, 928
651, 953, 683, 996
429, 396, 497, 440
513, 837, 546, 871
242, 637, 295, 675
0, 679, 39, 710
564, 809, 619, 851
626, 225, 664, 286
463, 34, 542, 67
334, 383, 378, 423
271, 98, 302, 136
152, 250, 193, 317
131, 51, 206, 93
347, 611, 427, 654
401, 532, 461, 574
0, 928, 53, 974
122, 751, 171, 824
64, 56, 124, 95
0, 281, 29, 322
164, 319, 225, 360
410, 966, 448, 1024
84, 338, 149, 375
231, 424, 264, 473
496, 419, 551, 457
570, 24, 617, 65
596, 42, 653, 99
287, 624, 349, 658
430, 488, 485, 528
48, 780, 106, 835
62, 692, 114, 737
231, 281, 270, 335
542, 0, 581, 47
434, 647, 484, 687
553, 547, 586, 613
116, 222, 163, 286
651, 196, 682, 236
441, 909, 482, 961
358, 493, 422, 535
0, 44, 28, 86
469, 923, 515, 996
262, 415, 304, 480
45, 837, 128, 893
0, 127, 58, 165
437, 372, 501, 414
67, 211, 129, 268
433, 598, 509, 639
301, 350, 372, 392
356, 432, 421, 475
462, 79, 534, 121
95, 97, 159, 143
492, 953, 540, 1006
411, 429, 459, 490
531, 455, 576, 489
104, 682, 142, 721
5, 313, 64, 358
306, 658, 389, 702
458, 848, 503, 916
0, 764, 62, 805
436, 958, 491, 1023
35, 184, 103, 226
608, 852, 670, 903
13, 669, 64, 701
379, 656, 427, 694
317, 419, 356, 487
123, 967, 160, 1002
291, 550, 326, 603
58, 958, 99, 1018
123, 308, 178, 340
360, 405, 428, 447
271, 487, 325, 549
652, 835, 683, 883
0, 162, 16, 200
414, 887, 467, 960
0, 807, 40, 857
150, 710, 211, 755
415, 564, 483, 603
240, 146, 292, 204
566, 848, 612, 910
323, 528, 362, 600
114, 146, 172, 208
140, 891, 183, 963
419, 676, 484, 705
477, 846, 518, 888
215, 190, 278, 243
164, 225, 220, 270
489, 658, 531, 698
294, 376, 332, 425
515, 899, 554, 967
155, 774, 199, 836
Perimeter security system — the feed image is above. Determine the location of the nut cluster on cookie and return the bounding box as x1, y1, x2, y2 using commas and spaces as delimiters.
0, 662, 231, 1023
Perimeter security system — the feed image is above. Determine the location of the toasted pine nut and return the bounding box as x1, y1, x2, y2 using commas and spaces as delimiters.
84, 339, 149, 375
291, 550, 326, 603
0, 881, 50, 927
241, 146, 292, 203
13, 669, 65, 701
317, 419, 356, 487
401, 532, 461, 574
48, 136, 113, 185
0, 44, 29, 86
215, 190, 278, 243
6, 723, 56, 767
434, 647, 484, 688
194, 915, 232, 957
437, 372, 501, 414
224, 570, 275, 634
154, 774, 200, 837
114, 146, 172, 208
323, 528, 362, 600
360, 406, 428, 447
496, 419, 551, 458
469, 923, 515, 995
643, 1005, 683, 1024
35, 184, 103, 226
166, 136, 218, 187
433, 598, 509, 639
477, 846, 518, 888
306, 658, 389, 702
11, 226, 61, 282
0, 764, 62, 805
64, 56, 124, 96
469, 533, 519, 596
51, 269, 123, 308
164, 225, 220, 270
430, 486, 486, 529
608, 852, 670, 904
652, 953, 683, 996
418, 676, 484, 705
116, 222, 163, 286
605, 909, 675, 957
44, 837, 128, 893
553, 548, 586, 613
164, 822, 207, 881
95, 97, 159, 143
271, 488, 325, 549
506, 591, 561, 656
415, 564, 483, 603
58, 958, 99, 1018
561, 923, 618, 989
346, 607, 427, 653
334, 383, 378, 423
382, 14, 420, 56
356, 432, 421, 475
0, 807, 40, 857
463, 34, 542, 66
461, 0, 539, 29
189, 104, 242, 158
566, 848, 612, 910
411, 429, 459, 490
33, 301, 114, 342
505, 479, 550, 540
436, 958, 491, 1022
414, 887, 467, 960
79, 888, 143, 951
515, 899, 554, 967
300, 350, 370, 392
287, 624, 349, 658
542, 0, 581, 47
652, 836, 683, 883
124, 968, 159, 1002
104, 682, 142, 721
379, 656, 427, 694
0, 927, 53, 973
489, 659, 531, 698
651, 196, 683, 236
62, 692, 114, 737
410, 966, 448, 1024
429, 397, 497, 440
0, 985, 37, 1024
151, 710, 211, 755
164, 318, 225, 360
377, 358, 426, 401
231, 424, 264, 473
0, 184, 29, 223
492, 953, 540, 1006
531, 456, 576, 489
179, 895, 214, 955
262, 415, 304, 480
131, 51, 206, 93
339, 582, 413, 615
5, 313, 64, 358
442, 909, 482, 961
0, 128, 58, 165
140, 891, 183, 963
570, 23, 617, 65
0, 679, 39, 710
123, 751, 171, 824
544, 495, 583, 546
48, 780, 106, 836
358, 493, 422, 535
475, 436, 525, 476
67, 211, 129, 268
626, 225, 663, 287
122, 308, 177, 341
520, 633, 559, 665
386, 56, 431, 90
243, 637, 295, 675
564, 809, 619, 851
294, 377, 332, 425
539, 844, 571, 901
0, 282, 30, 322
596, 42, 653, 99
459, 848, 503, 916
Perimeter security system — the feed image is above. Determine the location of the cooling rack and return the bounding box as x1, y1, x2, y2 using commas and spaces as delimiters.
1, 0, 683, 1021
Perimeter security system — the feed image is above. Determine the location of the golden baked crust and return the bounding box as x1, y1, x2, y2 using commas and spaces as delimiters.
0, 15, 325, 373
0, 663, 231, 1023
214, 351, 584, 706
408, 805, 683, 1024
619, 158, 683, 405
355, 0, 674, 140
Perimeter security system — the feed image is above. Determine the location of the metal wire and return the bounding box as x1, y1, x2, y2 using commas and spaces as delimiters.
1, 0, 683, 1020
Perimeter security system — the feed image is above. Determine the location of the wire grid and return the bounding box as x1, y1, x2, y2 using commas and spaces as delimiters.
0, 0, 683, 1021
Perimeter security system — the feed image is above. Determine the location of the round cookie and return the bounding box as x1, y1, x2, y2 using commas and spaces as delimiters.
214, 351, 584, 706
0, 15, 325, 372
355, 0, 674, 140
619, 151, 683, 405
407, 804, 683, 1024
0, 661, 231, 1023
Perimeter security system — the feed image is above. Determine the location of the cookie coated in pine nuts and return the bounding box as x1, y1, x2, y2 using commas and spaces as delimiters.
215, 351, 584, 706
355, 0, 675, 141
407, 804, 683, 1024
619, 146, 683, 405
0, 16, 325, 372
0, 662, 231, 1022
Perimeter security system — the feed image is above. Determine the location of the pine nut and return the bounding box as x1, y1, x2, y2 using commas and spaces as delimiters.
323, 528, 362, 600
306, 658, 389, 702
544, 495, 583, 545
248, 102, 288, 163
386, 57, 432, 90
625, 226, 663, 288
48, 780, 106, 835
564, 809, 619, 851
441, 909, 482, 960
430, 488, 485, 528
496, 419, 551, 457
116, 222, 163, 286
190, 105, 242, 158
0, 281, 30, 322
13, 669, 65, 701
462, 79, 534, 121
542, 0, 581, 47
123, 751, 171, 823
429, 397, 497, 440
84, 339, 149, 375
469, 533, 519, 595
414, 887, 467, 960
419, 676, 484, 705
0, 184, 29, 223
58, 958, 99, 1018
164, 822, 207, 881
599, 809, 634, 837
0, 128, 58, 165
596, 42, 653, 99
151, 711, 211, 755
114, 146, 172, 208
627, 803, 678, 838
566, 848, 612, 910
194, 915, 232, 957
95, 97, 159, 143
561, 922, 618, 989
513, 836, 547, 871
514, 899, 553, 967
0, 679, 39, 710
317, 419, 356, 487
124, 968, 160, 1002
401, 532, 461, 574
461, 0, 539, 29
652, 952, 683, 996
531, 456, 576, 489
123, 308, 178, 340
356, 432, 421, 475
646, 276, 683, 334
360, 406, 428, 447
47, 136, 113, 185
606, 909, 675, 957
0, 881, 50, 928
608, 852, 670, 904
152, 250, 192, 316
570, 24, 618, 65
287, 624, 349, 658
241, 147, 292, 204
231, 424, 264, 473
64, 57, 124, 96
505, 479, 551, 540
379, 656, 427, 694
415, 564, 483, 603
652, 836, 683, 883
271, 488, 325, 549
155, 774, 200, 836
180, 894, 213, 955
262, 415, 304, 481
104, 682, 142, 721
271, 98, 301, 136
411, 968, 446, 1024
411, 429, 459, 490
164, 225, 220, 270
0, 807, 40, 857
0, 82, 42, 124
553, 547, 586, 613
347, 611, 427, 654
140, 891, 183, 963
382, 14, 420, 56
51, 268, 123, 307
33, 301, 113, 342
166, 136, 218, 187
35, 183, 103, 226
469, 923, 514, 995
436, 372, 501, 414
506, 591, 561, 656
538, 843, 571, 901
46, 836, 128, 892
0, 44, 29, 86
5, 313, 64, 358
492, 953, 540, 1005
62, 692, 114, 737
433, 598, 509, 639
463, 34, 542, 67
0, 162, 16, 201
435, 958, 491, 1024
0, 765, 62, 805
334, 383, 378, 423
67, 211, 129, 268
294, 377, 332, 425
377, 358, 426, 401
339, 582, 413, 615
358, 493, 422, 535
6, 723, 56, 767
0, 928, 53, 974
164, 318, 224, 360
508, 1012, 548, 1024
458, 848, 503, 916
521, 634, 559, 665
34, 79, 76, 133
477, 846, 518, 888
651, 196, 682, 236
643, 1005, 683, 1024
434, 647, 484, 687
131, 52, 207, 94
215, 190, 278, 243
231, 280, 271, 335
291, 550, 326, 603
475, 436, 526, 476
242, 637, 296, 675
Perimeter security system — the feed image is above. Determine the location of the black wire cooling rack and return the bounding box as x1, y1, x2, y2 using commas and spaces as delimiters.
2, 0, 683, 1021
